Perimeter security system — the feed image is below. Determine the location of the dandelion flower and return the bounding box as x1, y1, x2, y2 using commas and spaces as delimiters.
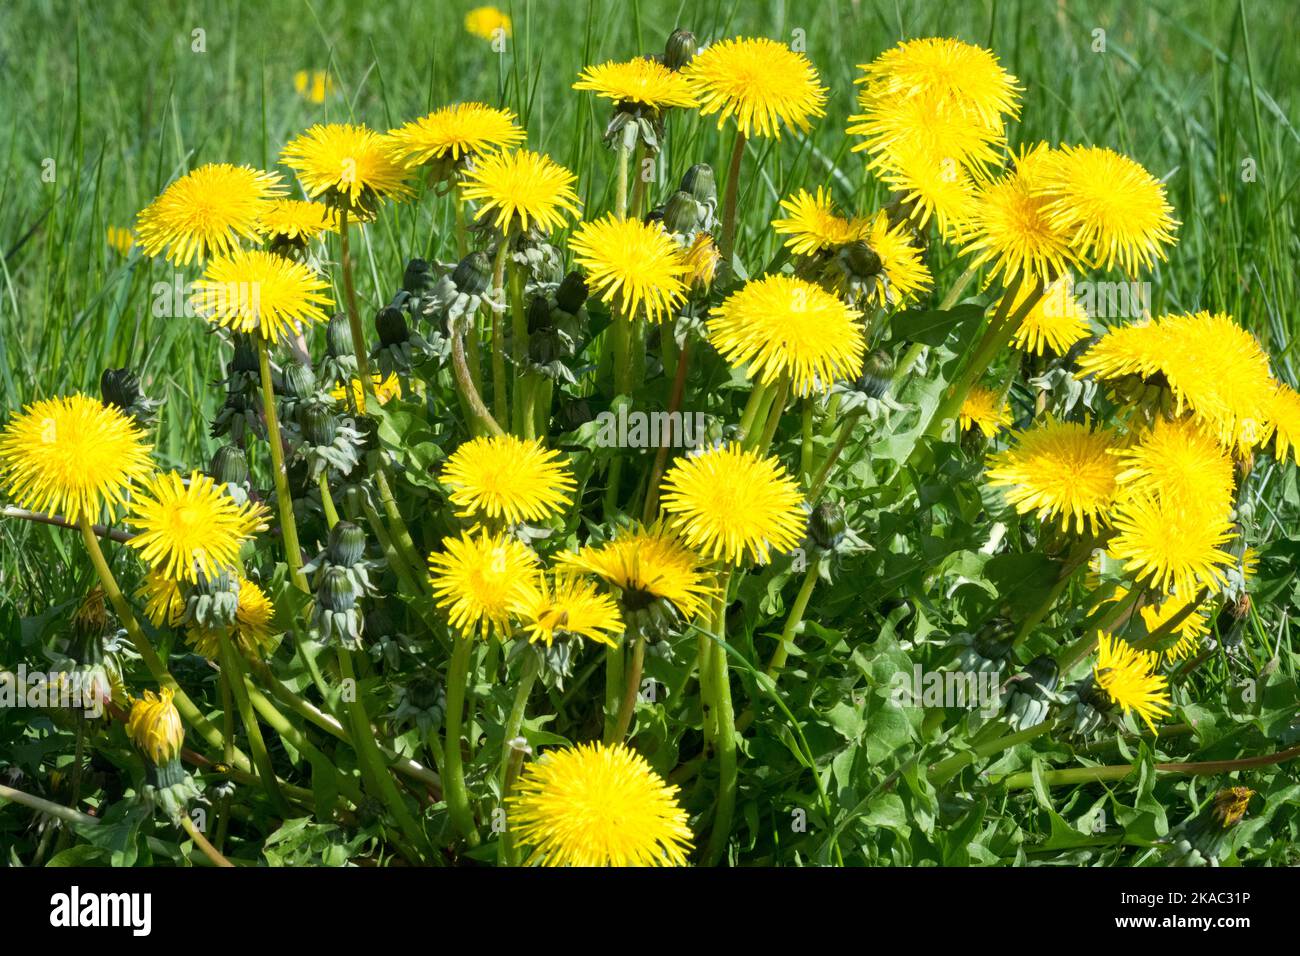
137, 570, 186, 628
1212, 787, 1254, 828
0, 394, 154, 525
1011, 275, 1091, 356
126, 471, 270, 583
294, 69, 333, 104
1032, 145, 1178, 275
960, 386, 1011, 438
126, 688, 185, 765
659, 443, 806, 565
684, 36, 827, 139
1112, 416, 1235, 511
258, 199, 336, 244
859, 210, 933, 306
187, 577, 278, 659
771, 187, 864, 256
507, 741, 693, 866
558, 523, 716, 620
574, 58, 699, 111
1108, 492, 1235, 596
280, 123, 412, 215
135, 163, 285, 266
985, 418, 1120, 534
1266, 381, 1300, 465
682, 232, 721, 292
465, 5, 511, 41
1139, 591, 1210, 663
427, 529, 540, 639
569, 215, 688, 323
873, 139, 979, 240
459, 148, 581, 235
106, 226, 134, 256
191, 248, 333, 343
386, 103, 525, 170
849, 89, 1004, 175
331, 372, 404, 412
707, 274, 865, 396
1093, 632, 1171, 733
509, 573, 624, 647
440, 434, 576, 526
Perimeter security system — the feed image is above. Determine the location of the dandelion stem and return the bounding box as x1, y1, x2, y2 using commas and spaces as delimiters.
338, 207, 371, 385
490, 241, 511, 424
179, 814, 235, 867
642, 336, 691, 522
612, 624, 646, 742
442, 636, 480, 845
992, 743, 1300, 790
217, 633, 289, 815
256, 338, 308, 591
719, 130, 746, 267
317, 472, 340, 529
498, 646, 539, 789
703, 568, 738, 866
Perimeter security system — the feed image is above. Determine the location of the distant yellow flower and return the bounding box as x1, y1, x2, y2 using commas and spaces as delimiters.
569, 215, 688, 323
772, 187, 864, 256
0, 394, 154, 525
508, 741, 693, 866
127, 687, 185, 765
985, 418, 1120, 534
1266, 381, 1300, 465
1093, 632, 1171, 733
574, 58, 699, 111
187, 577, 278, 659
386, 103, 525, 170
258, 199, 336, 244
959, 386, 1011, 438
427, 529, 540, 639
459, 148, 581, 235
1011, 276, 1091, 356
465, 5, 511, 41
659, 443, 806, 565
1108, 492, 1235, 596
440, 434, 575, 526
191, 248, 333, 343
707, 274, 865, 396
137, 570, 186, 628
106, 226, 134, 255
558, 522, 716, 621
135, 163, 285, 266
681, 232, 721, 292
684, 36, 827, 139
293, 69, 333, 104
1112, 416, 1235, 511
330, 372, 403, 411
509, 573, 624, 647
1032, 145, 1178, 275
280, 123, 412, 216
126, 470, 270, 583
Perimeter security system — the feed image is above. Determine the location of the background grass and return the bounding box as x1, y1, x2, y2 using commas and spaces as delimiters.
0, 0, 1296, 590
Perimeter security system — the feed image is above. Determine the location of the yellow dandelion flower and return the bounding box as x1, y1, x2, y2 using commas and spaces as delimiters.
985, 418, 1120, 534
557, 522, 717, 621
136, 570, 186, 628
960, 386, 1011, 438
659, 442, 806, 565
465, 5, 511, 41
682, 232, 721, 293
574, 58, 699, 111
707, 274, 865, 397
860, 210, 933, 306
126, 687, 185, 765
849, 89, 1004, 175
280, 123, 412, 215
330, 372, 404, 412
873, 139, 980, 240
293, 69, 333, 104
106, 226, 134, 256
440, 434, 576, 526
1112, 416, 1235, 511
771, 187, 865, 256
1032, 145, 1178, 275
126, 471, 270, 583
1139, 591, 1210, 663
386, 103, 525, 170
684, 36, 827, 139
135, 163, 286, 266
0, 394, 154, 525
1011, 275, 1091, 356
191, 248, 333, 343
187, 577, 278, 659
427, 529, 540, 639
507, 741, 693, 867
569, 215, 688, 323
1093, 632, 1172, 733
509, 573, 624, 648
1266, 381, 1300, 465
258, 198, 337, 244
1108, 492, 1235, 596
459, 148, 581, 235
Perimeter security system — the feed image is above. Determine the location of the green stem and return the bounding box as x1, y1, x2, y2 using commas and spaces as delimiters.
442, 636, 480, 844
718, 130, 746, 267
611, 626, 645, 742
180, 814, 234, 867
752, 375, 791, 455
927, 720, 1054, 786
489, 241, 510, 425
451, 329, 505, 436
703, 569, 737, 866
799, 399, 815, 484
602, 640, 626, 743
993, 743, 1300, 790
317, 472, 340, 529
509, 263, 530, 435
807, 408, 865, 502
765, 562, 819, 678
498, 647, 540, 789
218, 633, 290, 815
0, 783, 100, 828
642, 337, 691, 522
736, 378, 775, 445
256, 339, 308, 591
338, 207, 371, 386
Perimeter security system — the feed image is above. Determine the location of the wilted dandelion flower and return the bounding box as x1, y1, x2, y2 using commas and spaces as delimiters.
280, 123, 412, 216
1032, 145, 1178, 275
386, 103, 525, 170
127, 687, 185, 765
772, 187, 864, 256
106, 226, 134, 256
1112, 416, 1235, 511
440, 434, 576, 526
684, 36, 827, 139
135, 163, 285, 266
569, 215, 688, 323
427, 529, 540, 639
507, 741, 693, 866
191, 248, 333, 343
985, 418, 1120, 534
459, 148, 581, 235
258, 199, 336, 244
293, 69, 333, 104
187, 577, 278, 659
659, 443, 806, 565
574, 58, 699, 110
137, 570, 186, 628
465, 5, 511, 41
960, 386, 1011, 438
1011, 276, 1091, 356
509, 573, 624, 647
127, 471, 270, 583
1265, 381, 1300, 465
1212, 787, 1255, 828
1108, 492, 1235, 596
707, 274, 866, 396
1093, 632, 1171, 733
558, 523, 716, 621
0, 394, 154, 525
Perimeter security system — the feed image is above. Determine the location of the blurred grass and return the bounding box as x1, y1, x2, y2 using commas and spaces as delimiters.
0, 0, 1297, 603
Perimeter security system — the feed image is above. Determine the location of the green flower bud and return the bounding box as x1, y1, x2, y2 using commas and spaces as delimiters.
841, 240, 882, 277
662, 190, 700, 233
527, 294, 553, 335
556, 271, 589, 314
328, 521, 368, 567
857, 349, 896, 399
664, 28, 697, 71
403, 258, 435, 294
209, 444, 249, 487
229, 337, 260, 375
452, 251, 493, 296
99, 367, 160, 425
301, 404, 338, 446
809, 501, 847, 551
327, 313, 355, 358
318, 566, 358, 612
281, 361, 317, 399
375, 305, 409, 347
680, 163, 716, 206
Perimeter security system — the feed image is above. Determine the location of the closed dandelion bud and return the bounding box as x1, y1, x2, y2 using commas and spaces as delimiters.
452, 250, 493, 296
209, 444, 249, 487
809, 501, 846, 551
72, 586, 108, 649
375, 305, 409, 346
664, 28, 697, 70
556, 270, 589, 314
403, 257, 436, 294
185, 569, 240, 630
327, 312, 355, 358
230, 337, 260, 375
527, 294, 553, 334
857, 349, 896, 399
100, 367, 161, 426
681, 163, 716, 206
319, 566, 358, 612
127, 688, 185, 766
301, 404, 338, 446
842, 240, 883, 278
328, 521, 367, 567
662, 190, 700, 233
282, 361, 317, 399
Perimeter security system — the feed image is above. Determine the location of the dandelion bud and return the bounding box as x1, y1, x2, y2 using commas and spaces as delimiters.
71, 587, 108, 652
556, 270, 589, 314
403, 257, 436, 294
664, 28, 697, 71
841, 240, 883, 278
809, 501, 846, 551
230, 336, 260, 374
301, 404, 338, 446
127, 688, 185, 766
680, 163, 716, 206
662, 190, 701, 234
527, 294, 553, 334
318, 565, 358, 612
453, 250, 493, 296
99, 367, 160, 425
328, 521, 368, 567
209, 444, 249, 487
375, 305, 409, 347
857, 349, 896, 399
327, 313, 355, 358
282, 361, 317, 399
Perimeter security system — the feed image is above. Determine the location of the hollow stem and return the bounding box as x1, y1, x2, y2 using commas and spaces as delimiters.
256, 339, 308, 591
442, 636, 480, 844
718, 130, 746, 267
